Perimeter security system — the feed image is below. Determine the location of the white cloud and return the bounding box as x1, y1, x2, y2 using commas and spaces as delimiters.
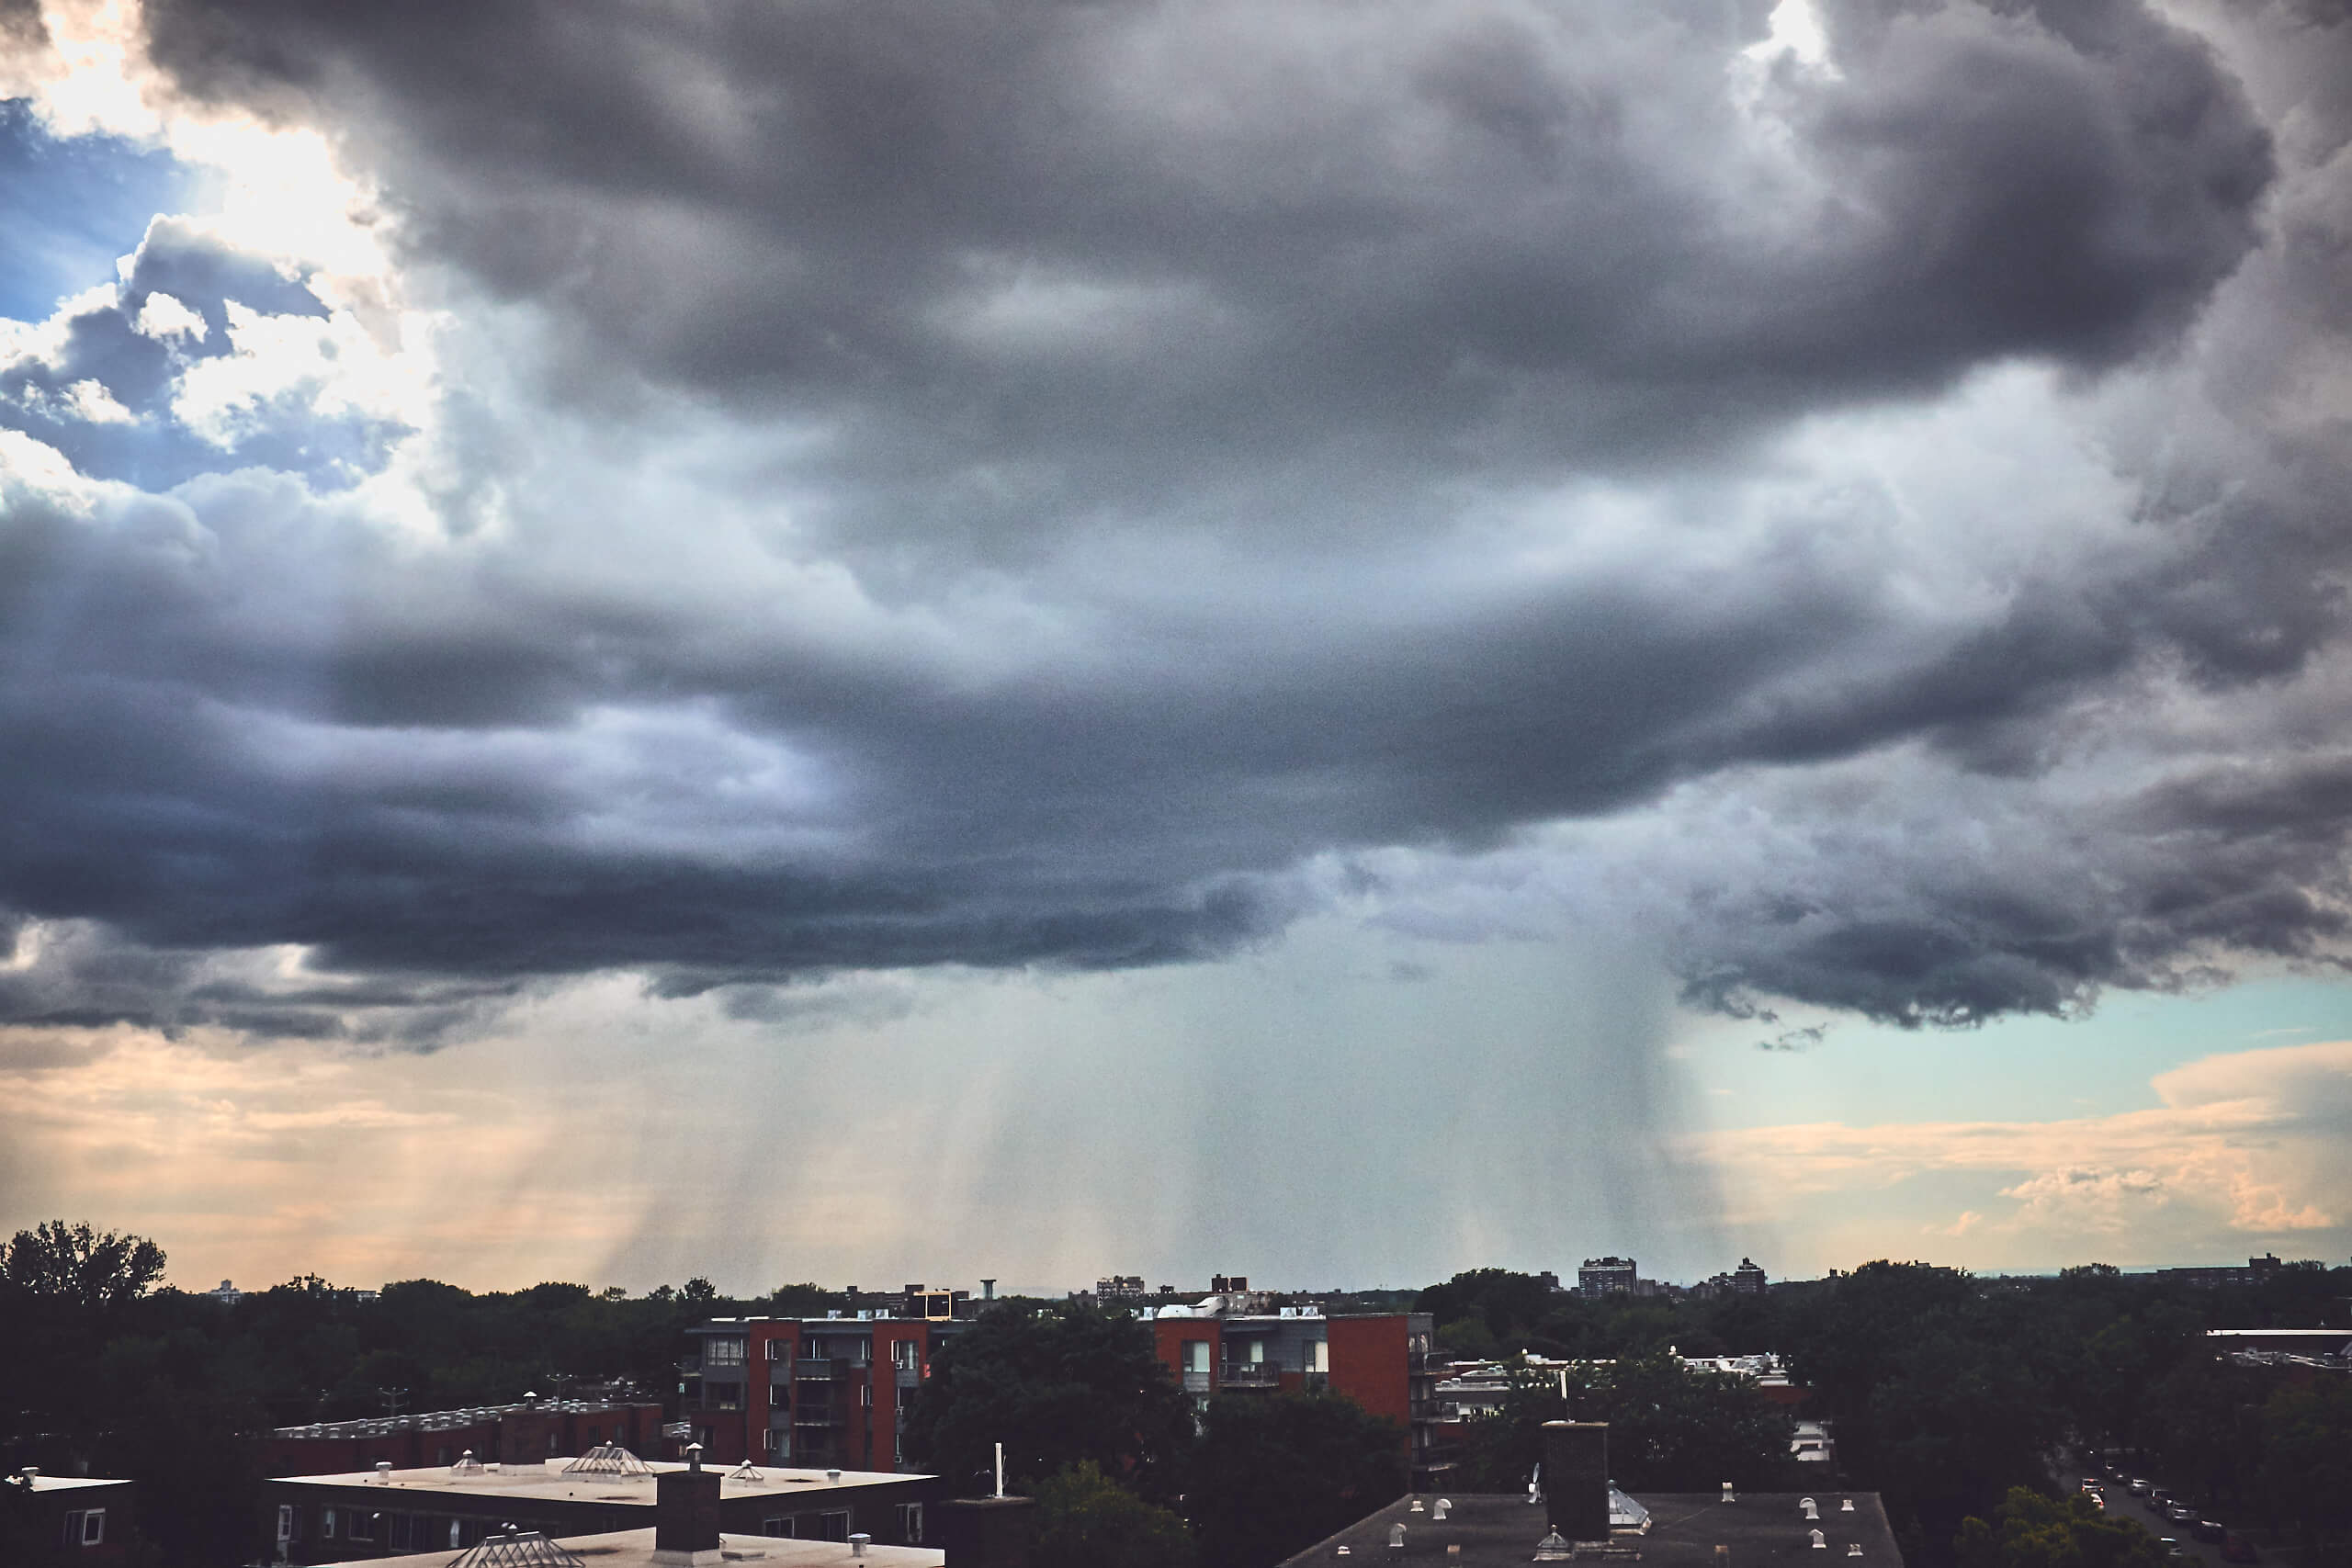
132, 290, 207, 342
172, 299, 437, 448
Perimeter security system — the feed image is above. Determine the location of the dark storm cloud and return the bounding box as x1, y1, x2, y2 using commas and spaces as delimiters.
0, 0, 2347, 1037
137, 0, 2269, 536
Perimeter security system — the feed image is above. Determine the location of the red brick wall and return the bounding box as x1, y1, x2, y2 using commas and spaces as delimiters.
1152, 1319, 1220, 1388
1327, 1316, 1410, 1429
255, 1404, 663, 1477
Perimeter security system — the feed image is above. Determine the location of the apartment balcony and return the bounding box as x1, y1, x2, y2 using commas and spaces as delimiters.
796, 1358, 834, 1377
1181, 1370, 1213, 1394
792, 1409, 846, 1427
675, 1357, 702, 1374
1218, 1364, 1282, 1388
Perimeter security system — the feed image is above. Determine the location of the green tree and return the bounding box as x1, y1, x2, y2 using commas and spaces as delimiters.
1186, 1393, 1405, 1568
1954, 1487, 2167, 1568
3, 1222, 166, 1311
1031, 1461, 1195, 1568
1452, 1353, 1792, 1493
901, 1303, 1193, 1499
2254, 1380, 2352, 1556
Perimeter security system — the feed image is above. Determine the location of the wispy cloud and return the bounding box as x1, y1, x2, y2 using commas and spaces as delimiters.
1702, 1041, 2352, 1264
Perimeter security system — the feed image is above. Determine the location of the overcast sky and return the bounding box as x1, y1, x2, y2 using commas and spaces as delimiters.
2, 0, 2349, 1293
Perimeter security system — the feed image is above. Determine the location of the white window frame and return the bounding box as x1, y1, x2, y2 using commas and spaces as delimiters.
323, 1508, 337, 1539
277, 1505, 295, 1544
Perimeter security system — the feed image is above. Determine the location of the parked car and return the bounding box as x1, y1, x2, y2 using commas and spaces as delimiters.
2152, 1489, 2175, 1508
2194, 1520, 2226, 1542
2131, 1479, 2153, 1495
2159, 1540, 2187, 1559
2221, 1534, 2258, 1563
2169, 1506, 2200, 1524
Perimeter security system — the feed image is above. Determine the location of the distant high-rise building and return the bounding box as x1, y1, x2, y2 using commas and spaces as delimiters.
1731, 1258, 1767, 1296
1578, 1258, 1637, 1296
1094, 1275, 1148, 1304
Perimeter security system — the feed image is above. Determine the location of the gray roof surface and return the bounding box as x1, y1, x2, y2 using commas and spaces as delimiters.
1278, 1492, 1903, 1567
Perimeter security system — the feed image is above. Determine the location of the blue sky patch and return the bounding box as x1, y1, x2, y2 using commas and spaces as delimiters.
0, 98, 196, 323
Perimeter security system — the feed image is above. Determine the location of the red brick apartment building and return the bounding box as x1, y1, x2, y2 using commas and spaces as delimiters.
681, 1303, 977, 1472
1148, 1297, 1442, 1481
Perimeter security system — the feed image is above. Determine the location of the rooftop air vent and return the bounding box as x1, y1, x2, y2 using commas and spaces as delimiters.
726, 1459, 764, 1483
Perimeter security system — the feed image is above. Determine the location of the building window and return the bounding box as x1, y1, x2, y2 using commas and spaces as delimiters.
63, 1509, 104, 1547
708, 1337, 747, 1367
763, 1517, 795, 1538
436, 1446, 452, 1466
348, 1511, 376, 1541
708, 1381, 743, 1411
323, 1509, 337, 1539
1308, 1339, 1329, 1372
451, 1520, 464, 1549
277, 1505, 295, 1545
548, 1431, 560, 1453
815, 1510, 852, 1542
892, 1339, 920, 1371
1182, 1340, 1209, 1373
897, 1503, 924, 1543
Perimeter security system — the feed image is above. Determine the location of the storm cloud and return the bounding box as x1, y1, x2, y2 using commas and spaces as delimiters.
2, 0, 2350, 1042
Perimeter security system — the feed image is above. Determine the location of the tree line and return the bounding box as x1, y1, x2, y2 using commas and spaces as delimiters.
1418, 1259, 2352, 1568
3, 1221, 2346, 1568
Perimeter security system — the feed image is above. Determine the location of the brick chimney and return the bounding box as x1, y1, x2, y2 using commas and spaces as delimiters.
940, 1495, 1036, 1568
1544, 1421, 1611, 1543
651, 1447, 724, 1566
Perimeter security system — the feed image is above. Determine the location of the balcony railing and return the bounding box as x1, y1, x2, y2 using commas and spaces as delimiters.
796, 1358, 833, 1376
1181, 1370, 1212, 1393
675, 1357, 702, 1373
1219, 1364, 1282, 1387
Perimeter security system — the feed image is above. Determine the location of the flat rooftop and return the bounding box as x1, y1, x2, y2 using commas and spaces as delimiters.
272, 1461, 928, 1506
22, 1475, 133, 1494
1279, 1491, 1904, 1567
272, 1399, 650, 1439
317, 1526, 943, 1568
